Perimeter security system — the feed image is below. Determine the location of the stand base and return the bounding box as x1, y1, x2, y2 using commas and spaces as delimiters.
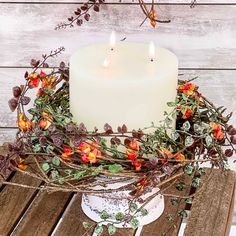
81, 178, 165, 228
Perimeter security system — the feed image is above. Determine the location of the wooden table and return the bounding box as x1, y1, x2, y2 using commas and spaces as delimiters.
0, 145, 235, 236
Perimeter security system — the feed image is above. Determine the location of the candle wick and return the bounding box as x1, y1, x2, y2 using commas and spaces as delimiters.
151, 58, 154, 62
111, 48, 114, 51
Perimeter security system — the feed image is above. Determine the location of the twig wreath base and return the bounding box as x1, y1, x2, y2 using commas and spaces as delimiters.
1, 47, 236, 234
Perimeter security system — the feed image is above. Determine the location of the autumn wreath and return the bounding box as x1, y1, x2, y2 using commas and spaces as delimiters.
1, 47, 236, 234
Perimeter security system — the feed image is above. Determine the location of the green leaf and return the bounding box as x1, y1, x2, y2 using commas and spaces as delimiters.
28, 108, 38, 115
166, 214, 174, 221
182, 121, 191, 131
52, 156, 60, 166
35, 98, 43, 105
130, 203, 138, 212
167, 102, 176, 107
205, 135, 213, 147
73, 170, 87, 179
94, 225, 103, 236
108, 164, 123, 173
182, 93, 188, 101
46, 145, 54, 154
100, 138, 107, 147
176, 182, 185, 191
185, 197, 193, 204
42, 163, 50, 171
178, 209, 188, 218
100, 210, 109, 220
184, 165, 194, 175
82, 221, 90, 229
64, 169, 73, 175
63, 117, 71, 124
192, 177, 201, 188
33, 144, 42, 153
170, 197, 179, 205
171, 132, 180, 141
58, 177, 65, 184
130, 218, 139, 229
51, 170, 59, 180
140, 208, 148, 216
115, 212, 125, 222
30, 134, 38, 142
107, 224, 116, 235
165, 117, 172, 126
171, 112, 177, 119
193, 124, 202, 134
185, 136, 194, 147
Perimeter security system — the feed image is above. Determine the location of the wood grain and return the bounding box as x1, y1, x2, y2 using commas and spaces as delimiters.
10, 191, 73, 236
2, 0, 236, 3
0, 171, 41, 235
141, 174, 192, 236
0, 69, 235, 128
184, 169, 236, 236
0, 144, 14, 187
0, 4, 235, 68
52, 194, 96, 236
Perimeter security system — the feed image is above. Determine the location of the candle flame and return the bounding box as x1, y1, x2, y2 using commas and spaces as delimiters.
102, 58, 110, 68
149, 41, 155, 61
110, 31, 116, 50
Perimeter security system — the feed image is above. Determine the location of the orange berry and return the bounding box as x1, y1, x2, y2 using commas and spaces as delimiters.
81, 154, 89, 163
150, 20, 157, 27
39, 119, 51, 130
158, 148, 173, 159
126, 148, 138, 161
39, 71, 47, 78
42, 112, 53, 122
63, 146, 74, 155
18, 164, 28, 170
183, 108, 193, 119
132, 161, 142, 171
77, 142, 91, 154
215, 131, 224, 140
175, 153, 185, 161
129, 140, 139, 151
88, 152, 97, 163
61, 153, 71, 161
28, 73, 40, 88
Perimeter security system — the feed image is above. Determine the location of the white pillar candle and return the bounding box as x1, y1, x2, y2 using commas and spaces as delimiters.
70, 42, 178, 132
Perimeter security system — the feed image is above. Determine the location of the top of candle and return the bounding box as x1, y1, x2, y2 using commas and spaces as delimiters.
70, 42, 178, 81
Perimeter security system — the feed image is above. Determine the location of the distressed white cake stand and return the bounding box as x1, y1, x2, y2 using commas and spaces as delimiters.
81, 177, 165, 234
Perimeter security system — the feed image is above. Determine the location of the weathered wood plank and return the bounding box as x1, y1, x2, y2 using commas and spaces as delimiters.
2, 0, 236, 3
225, 181, 235, 235
0, 69, 235, 128
0, 4, 235, 68
52, 194, 96, 236
0, 144, 14, 187
0, 171, 41, 235
184, 169, 236, 236
141, 174, 192, 236
11, 191, 73, 235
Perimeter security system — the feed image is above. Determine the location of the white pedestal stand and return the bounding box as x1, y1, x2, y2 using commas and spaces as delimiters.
81, 177, 165, 236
